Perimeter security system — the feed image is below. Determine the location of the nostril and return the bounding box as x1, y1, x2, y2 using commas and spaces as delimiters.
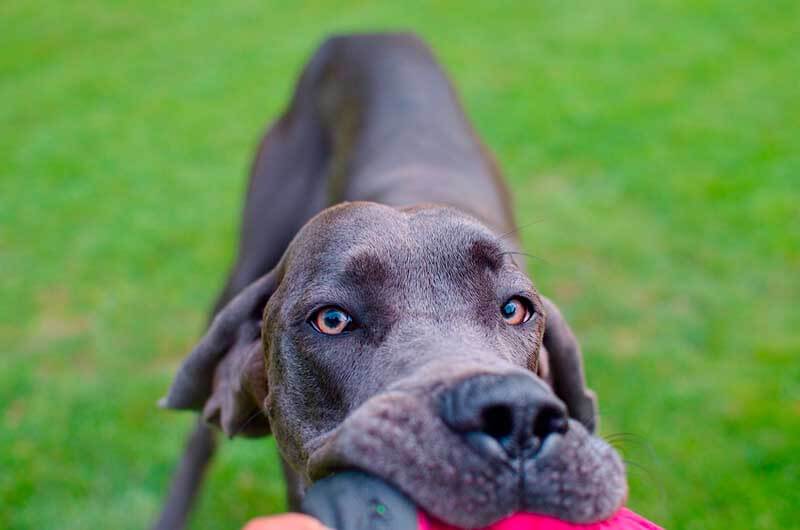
439, 374, 570, 461
480, 404, 515, 440
533, 406, 569, 440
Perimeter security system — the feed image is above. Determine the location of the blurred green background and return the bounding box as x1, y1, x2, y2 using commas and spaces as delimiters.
2, 1, 798, 529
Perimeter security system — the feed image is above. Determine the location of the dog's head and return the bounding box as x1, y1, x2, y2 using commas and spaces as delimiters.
162, 202, 626, 527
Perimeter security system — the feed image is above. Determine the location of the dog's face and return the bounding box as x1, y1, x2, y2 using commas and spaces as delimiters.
163, 201, 626, 527
266, 202, 625, 526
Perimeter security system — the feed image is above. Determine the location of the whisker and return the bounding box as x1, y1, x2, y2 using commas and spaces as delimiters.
497, 218, 547, 241
604, 431, 647, 439
500, 250, 544, 262
606, 438, 627, 451
623, 458, 652, 475
623, 458, 669, 508
604, 432, 659, 461
605, 432, 668, 514
229, 408, 268, 439
604, 432, 649, 444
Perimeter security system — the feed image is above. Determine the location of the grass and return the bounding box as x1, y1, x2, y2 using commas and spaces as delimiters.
2, 1, 798, 529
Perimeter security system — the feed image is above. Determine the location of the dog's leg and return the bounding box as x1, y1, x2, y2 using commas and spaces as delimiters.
152, 419, 218, 530
154, 42, 342, 527
280, 455, 306, 511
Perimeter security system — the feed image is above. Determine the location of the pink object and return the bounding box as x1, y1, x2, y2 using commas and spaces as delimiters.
418, 508, 663, 530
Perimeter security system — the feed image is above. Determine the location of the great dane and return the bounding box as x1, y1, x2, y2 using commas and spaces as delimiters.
155, 32, 625, 530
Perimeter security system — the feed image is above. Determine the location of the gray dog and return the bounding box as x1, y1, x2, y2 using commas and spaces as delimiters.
155, 33, 626, 530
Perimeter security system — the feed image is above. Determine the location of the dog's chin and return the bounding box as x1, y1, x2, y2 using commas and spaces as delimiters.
305, 391, 628, 529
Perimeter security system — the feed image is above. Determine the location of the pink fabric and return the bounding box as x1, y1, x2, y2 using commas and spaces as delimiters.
418, 508, 663, 530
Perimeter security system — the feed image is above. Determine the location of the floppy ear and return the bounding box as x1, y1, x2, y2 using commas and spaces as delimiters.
159, 270, 278, 437
538, 296, 599, 433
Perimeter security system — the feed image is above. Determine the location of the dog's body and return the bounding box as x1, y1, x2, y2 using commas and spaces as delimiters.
155, 33, 623, 530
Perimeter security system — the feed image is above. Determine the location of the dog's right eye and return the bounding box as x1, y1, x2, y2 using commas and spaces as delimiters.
310, 306, 354, 335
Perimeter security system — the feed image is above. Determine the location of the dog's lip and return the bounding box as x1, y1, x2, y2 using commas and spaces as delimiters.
305, 410, 579, 483
303, 418, 570, 494
305, 433, 400, 485
305, 418, 627, 528
306, 453, 345, 482
305, 428, 350, 482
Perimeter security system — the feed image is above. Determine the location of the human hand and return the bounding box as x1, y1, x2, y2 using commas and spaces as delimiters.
242, 513, 329, 530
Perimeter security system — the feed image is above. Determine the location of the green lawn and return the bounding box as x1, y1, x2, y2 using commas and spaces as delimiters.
2, 1, 798, 529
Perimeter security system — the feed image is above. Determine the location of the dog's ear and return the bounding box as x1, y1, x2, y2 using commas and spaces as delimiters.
538, 296, 599, 433
160, 270, 278, 437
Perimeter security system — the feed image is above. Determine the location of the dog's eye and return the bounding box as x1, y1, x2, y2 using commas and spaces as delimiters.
310, 306, 353, 335
501, 297, 533, 325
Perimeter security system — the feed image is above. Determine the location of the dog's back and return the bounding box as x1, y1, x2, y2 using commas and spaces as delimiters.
156, 33, 521, 530
222, 33, 515, 304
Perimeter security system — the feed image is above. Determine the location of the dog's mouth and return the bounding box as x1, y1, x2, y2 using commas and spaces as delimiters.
304, 390, 628, 529
302, 469, 650, 530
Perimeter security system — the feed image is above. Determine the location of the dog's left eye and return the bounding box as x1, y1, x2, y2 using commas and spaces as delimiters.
501, 297, 533, 325
310, 306, 354, 335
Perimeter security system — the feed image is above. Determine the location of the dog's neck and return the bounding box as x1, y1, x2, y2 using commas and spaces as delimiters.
316, 34, 517, 238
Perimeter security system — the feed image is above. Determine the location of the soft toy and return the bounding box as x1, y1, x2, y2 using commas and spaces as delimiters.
419, 508, 661, 530
303, 471, 662, 530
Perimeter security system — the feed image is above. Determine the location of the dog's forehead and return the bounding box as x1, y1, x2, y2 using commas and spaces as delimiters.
288, 202, 505, 272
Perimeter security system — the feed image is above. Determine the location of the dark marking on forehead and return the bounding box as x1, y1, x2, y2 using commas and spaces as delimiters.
343, 251, 390, 286
469, 239, 503, 272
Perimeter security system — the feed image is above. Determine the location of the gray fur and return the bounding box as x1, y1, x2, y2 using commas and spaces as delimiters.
155, 33, 624, 529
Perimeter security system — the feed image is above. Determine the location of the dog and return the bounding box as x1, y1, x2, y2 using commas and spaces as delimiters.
154, 32, 626, 530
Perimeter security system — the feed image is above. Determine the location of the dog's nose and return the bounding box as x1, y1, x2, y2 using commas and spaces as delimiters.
439, 373, 568, 459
